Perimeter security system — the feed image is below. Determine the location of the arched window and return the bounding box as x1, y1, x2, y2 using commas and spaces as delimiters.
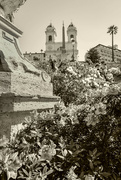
48, 35, 52, 42
70, 34, 74, 39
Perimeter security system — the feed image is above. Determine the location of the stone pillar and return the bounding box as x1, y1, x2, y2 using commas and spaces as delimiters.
0, 16, 59, 138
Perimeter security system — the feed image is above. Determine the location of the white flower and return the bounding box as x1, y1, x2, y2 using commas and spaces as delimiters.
85, 78, 91, 83
95, 102, 106, 115
10, 123, 24, 141
67, 166, 81, 180
101, 87, 109, 96
84, 113, 99, 126
67, 66, 77, 75
82, 79, 86, 84
85, 175, 95, 180
109, 67, 121, 75
38, 141, 56, 161
109, 84, 121, 94
93, 81, 99, 87
106, 72, 113, 81
93, 73, 97, 78
60, 117, 66, 126
103, 83, 110, 87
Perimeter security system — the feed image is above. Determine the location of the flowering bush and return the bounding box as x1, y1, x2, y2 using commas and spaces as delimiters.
109, 67, 121, 75
38, 58, 121, 106
52, 61, 121, 107
1, 92, 121, 179
1, 60, 121, 179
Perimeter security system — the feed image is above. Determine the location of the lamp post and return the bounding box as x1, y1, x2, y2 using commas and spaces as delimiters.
71, 38, 75, 62
40, 49, 43, 60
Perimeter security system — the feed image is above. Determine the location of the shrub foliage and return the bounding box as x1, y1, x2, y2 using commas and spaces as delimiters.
1, 61, 121, 179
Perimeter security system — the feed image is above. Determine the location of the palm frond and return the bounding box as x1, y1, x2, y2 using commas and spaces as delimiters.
107, 25, 118, 35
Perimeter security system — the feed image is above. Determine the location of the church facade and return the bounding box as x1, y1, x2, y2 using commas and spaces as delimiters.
24, 22, 78, 66
45, 22, 78, 61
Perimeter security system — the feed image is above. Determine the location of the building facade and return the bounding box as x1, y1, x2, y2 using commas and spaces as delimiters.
85, 44, 121, 63
45, 22, 78, 61
24, 22, 78, 67
24, 50, 45, 68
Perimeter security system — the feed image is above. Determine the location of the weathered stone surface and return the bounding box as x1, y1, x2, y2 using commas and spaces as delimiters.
0, 12, 59, 139
0, 95, 59, 113
0, 94, 59, 139
0, 16, 46, 76
0, 95, 59, 138
0, 72, 52, 96
0, 111, 29, 138
0, 0, 26, 22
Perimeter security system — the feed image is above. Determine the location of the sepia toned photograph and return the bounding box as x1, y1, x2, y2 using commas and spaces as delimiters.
0, 0, 121, 179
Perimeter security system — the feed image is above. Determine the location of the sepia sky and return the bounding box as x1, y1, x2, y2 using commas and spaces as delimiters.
14, 0, 121, 61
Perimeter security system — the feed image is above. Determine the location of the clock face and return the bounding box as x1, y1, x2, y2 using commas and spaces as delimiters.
48, 45, 53, 50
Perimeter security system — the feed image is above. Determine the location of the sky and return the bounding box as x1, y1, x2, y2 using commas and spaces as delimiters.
14, 0, 121, 61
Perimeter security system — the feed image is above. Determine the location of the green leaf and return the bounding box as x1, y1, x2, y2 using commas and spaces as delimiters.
43, 166, 48, 174
68, 150, 72, 154
112, 174, 117, 180
79, 171, 84, 178
7, 170, 18, 180
89, 161, 94, 170
94, 161, 101, 165
30, 130, 37, 134
75, 162, 80, 167
95, 152, 102, 157
46, 169, 54, 176
62, 149, 68, 156
93, 148, 97, 155
89, 150, 93, 157
18, 175, 25, 179
100, 172, 111, 178
57, 155, 64, 160
22, 168, 29, 176
55, 167, 63, 171
54, 163, 63, 172
4, 154, 9, 164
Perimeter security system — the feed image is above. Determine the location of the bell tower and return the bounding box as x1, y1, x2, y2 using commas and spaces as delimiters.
45, 23, 56, 51
67, 22, 78, 61
67, 22, 77, 43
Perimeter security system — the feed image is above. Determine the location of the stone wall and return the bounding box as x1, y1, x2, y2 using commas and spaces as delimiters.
0, 111, 29, 138
0, 16, 59, 139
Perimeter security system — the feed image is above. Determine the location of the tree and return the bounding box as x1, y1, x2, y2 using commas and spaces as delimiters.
86, 48, 101, 64
107, 25, 118, 62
